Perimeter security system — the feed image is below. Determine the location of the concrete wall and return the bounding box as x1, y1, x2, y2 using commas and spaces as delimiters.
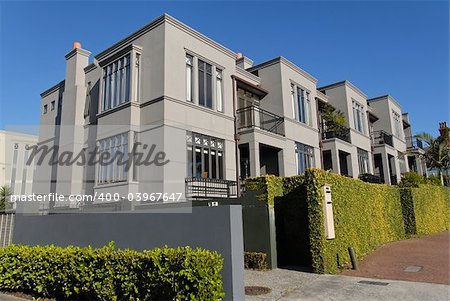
13, 205, 244, 301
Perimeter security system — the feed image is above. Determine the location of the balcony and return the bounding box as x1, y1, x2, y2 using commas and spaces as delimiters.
321, 121, 351, 143
406, 136, 424, 150
236, 105, 285, 136
185, 177, 238, 200
372, 130, 394, 147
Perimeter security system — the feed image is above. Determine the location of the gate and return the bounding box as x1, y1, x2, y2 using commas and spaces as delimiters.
274, 186, 312, 269
0, 213, 15, 247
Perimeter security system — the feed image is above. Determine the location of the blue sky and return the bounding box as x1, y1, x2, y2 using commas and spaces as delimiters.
0, 1, 448, 136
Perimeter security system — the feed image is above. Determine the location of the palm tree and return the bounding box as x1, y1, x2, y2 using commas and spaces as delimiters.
0, 185, 13, 212
415, 132, 450, 185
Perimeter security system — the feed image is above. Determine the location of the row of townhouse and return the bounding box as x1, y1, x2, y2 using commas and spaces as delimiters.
31, 14, 426, 211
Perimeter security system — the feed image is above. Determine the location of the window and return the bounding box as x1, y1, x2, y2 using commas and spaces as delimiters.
291, 84, 296, 119
352, 100, 365, 134
198, 60, 213, 109
51, 101, 55, 111
186, 54, 194, 102
393, 111, 402, 138
295, 142, 315, 174
97, 133, 129, 184
216, 69, 223, 112
43, 105, 48, 114
102, 55, 131, 111
186, 131, 224, 179
291, 84, 312, 125
21, 146, 29, 194
357, 148, 369, 175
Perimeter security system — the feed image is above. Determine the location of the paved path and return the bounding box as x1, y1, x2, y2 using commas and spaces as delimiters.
342, 231, 450, 285
245, 269, 449, 301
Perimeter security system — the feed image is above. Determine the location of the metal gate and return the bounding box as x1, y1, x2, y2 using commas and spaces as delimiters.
0, 213, 15, 247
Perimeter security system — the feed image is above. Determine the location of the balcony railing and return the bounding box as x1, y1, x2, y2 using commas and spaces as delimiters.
406, 136, 424, 150
321, 121, 351, 143
236, 105, 285, 136
372, 130, 394, 147
185, 177, 238, 200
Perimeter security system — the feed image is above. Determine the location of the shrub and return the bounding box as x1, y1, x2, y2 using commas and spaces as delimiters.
0, 244, 224, 301
245, 175, 283, 206
398, 172, 427, 187
409, 185, 450, 234
304, 169, 405, 274
244, 252, 267, 270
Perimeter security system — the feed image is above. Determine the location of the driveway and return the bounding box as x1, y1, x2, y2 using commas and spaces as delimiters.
342, 231, 450, 285
245, 269, 449, 301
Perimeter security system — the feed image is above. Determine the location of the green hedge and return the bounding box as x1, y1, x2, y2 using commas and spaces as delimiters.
0, 244, 224, 301
245, 175, 283, 206
410, 185, 450, 235
305, 169, 405, 274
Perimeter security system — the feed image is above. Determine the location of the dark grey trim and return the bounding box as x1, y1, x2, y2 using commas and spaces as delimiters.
248, 56, 317, 83
317, 80, 347, 91
84, 63, 98, 74
95, 14, 236, 62
40, 81, 65, 98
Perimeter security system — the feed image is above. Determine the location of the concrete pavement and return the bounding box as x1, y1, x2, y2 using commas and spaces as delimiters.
245, 269, 450, 301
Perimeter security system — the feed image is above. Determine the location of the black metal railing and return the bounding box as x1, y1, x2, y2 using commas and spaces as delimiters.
185, 177, 238, 200
372, 130, 394, 147
236, 105, 285, 136
321, 121, 351, 143
359, 173, 381, 184
406, 136, 424, 150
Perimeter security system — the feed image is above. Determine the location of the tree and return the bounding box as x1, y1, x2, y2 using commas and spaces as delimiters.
415, 131, 450, 186
320, 103, 348, 137
0, 185, 13, 212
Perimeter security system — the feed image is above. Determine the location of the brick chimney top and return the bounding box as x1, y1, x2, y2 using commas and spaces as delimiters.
73, 42, 82, 49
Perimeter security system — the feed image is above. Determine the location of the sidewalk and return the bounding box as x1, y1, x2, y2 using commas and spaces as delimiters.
342, 231, 450, 284
245, 269, 449, 301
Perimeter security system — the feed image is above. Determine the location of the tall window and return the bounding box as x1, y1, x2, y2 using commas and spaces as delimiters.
295, 142, 315, 174
393, 111, 402, 138
352, 100, 365, 134
216, 69, 223, 112
357, 148, 369, 175
102, 55, 131, 111
186, 132, 224, 179
198, 60, 213, 109
291, 84, 296, 119
97, 133, 129, 184
43, 105, 48, 114
186, 54, 194, 102
291, 84, 311, 125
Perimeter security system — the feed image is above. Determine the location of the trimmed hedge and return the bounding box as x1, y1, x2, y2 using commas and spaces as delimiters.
244, 252, 267, 270
245, 175, 283, 206
248, 171, 449, 274
304, 169, 405, 274
410, 185, 450, 234
0, 244, 224, 301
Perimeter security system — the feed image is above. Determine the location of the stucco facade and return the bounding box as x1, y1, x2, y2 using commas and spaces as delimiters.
31, 14, 424, 212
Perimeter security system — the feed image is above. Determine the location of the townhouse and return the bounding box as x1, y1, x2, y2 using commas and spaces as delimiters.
32, 14, 422, 211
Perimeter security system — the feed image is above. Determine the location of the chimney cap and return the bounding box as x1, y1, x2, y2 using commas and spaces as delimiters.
73, 42, 82, 49
236, 52, 243, 59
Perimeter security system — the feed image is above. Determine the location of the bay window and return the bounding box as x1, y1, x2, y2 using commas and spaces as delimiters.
97, 133, 129, 184
102, 55, 131, 111
186, 131, 224, 179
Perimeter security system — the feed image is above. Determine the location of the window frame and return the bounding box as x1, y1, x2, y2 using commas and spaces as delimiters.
186, 131, 225, 179
97, 132, 129, 185
295, 142, 315, 175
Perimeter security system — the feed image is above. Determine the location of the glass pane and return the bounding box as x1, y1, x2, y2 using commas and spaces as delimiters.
195, 147, 202, 178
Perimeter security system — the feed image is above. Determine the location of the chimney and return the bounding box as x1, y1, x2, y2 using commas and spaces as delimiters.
236, 53, 253, 70
57, 42, 91, 196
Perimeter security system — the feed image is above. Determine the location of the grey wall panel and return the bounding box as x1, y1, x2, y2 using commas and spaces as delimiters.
13, 205, 244, 301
